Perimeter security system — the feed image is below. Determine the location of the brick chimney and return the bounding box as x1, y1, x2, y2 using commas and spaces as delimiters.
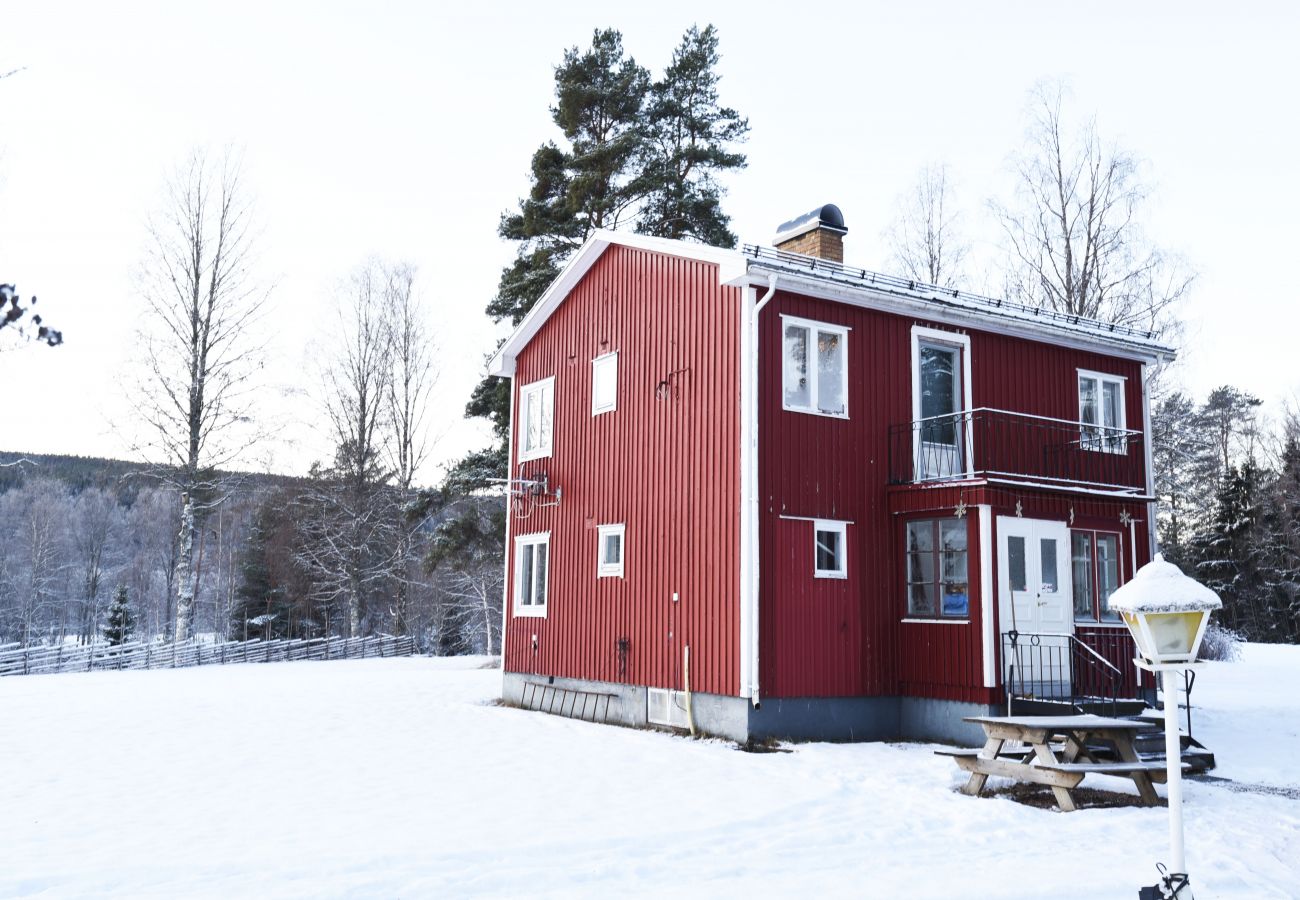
773, 204, 847, 262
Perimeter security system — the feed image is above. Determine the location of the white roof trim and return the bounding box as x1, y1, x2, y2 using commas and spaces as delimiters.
487, 230, 745, 377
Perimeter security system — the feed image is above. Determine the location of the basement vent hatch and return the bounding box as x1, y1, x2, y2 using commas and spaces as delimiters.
646, 688, 691, 730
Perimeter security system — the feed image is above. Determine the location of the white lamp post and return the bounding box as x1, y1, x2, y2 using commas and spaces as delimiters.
1108, 554, 1222, 900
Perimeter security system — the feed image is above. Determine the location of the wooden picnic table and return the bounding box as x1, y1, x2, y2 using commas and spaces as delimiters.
938, 714, 1171, 812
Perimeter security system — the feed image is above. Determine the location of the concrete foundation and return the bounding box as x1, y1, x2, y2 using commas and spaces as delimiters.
502, 671, 999, 745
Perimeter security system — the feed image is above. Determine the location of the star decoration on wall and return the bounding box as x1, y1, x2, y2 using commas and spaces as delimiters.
1015, 499, 1023, 518
1119, 509, 1133, 527
954, 498, 968, 519
1068, 506, 1075, 526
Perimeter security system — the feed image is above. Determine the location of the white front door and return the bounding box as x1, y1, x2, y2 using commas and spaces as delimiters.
998, 517, 1073, 691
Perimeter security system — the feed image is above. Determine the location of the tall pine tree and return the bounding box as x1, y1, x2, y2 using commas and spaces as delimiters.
435, 24, 748, 518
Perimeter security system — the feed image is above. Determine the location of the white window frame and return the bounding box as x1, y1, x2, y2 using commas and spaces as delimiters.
597, 523, 625, 578
591, 352, 618, 416
910, 325, 974, 479
517, 376, 555, 462
780, 314, 850, 419
813, 519, 848, 579
1077, 369, 1127, 454
513, 532, 550, 617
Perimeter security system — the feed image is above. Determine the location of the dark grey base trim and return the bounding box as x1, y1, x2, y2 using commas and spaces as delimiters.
503, 671, 999, 745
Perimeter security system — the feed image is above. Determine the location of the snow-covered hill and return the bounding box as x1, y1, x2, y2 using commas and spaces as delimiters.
4, 648, 1298, 898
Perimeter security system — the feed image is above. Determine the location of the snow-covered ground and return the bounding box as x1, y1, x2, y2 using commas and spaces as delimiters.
4, 647, 1298, 899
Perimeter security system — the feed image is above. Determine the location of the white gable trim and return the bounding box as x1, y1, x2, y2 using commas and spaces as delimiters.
487, 230, 746, 377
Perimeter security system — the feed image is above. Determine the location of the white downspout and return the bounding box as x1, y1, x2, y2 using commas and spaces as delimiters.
747, 274, 779, 707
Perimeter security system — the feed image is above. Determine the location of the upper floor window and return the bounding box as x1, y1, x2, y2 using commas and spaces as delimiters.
514, 532, 550, 617
782, 316, 848, 417
592, 352, 618, 416
519, 377, 554, 462
1072, 530, 1122, 622
905, 518, 968, 619
1078, 370, 1126, 453
813, 520, 848, 579
597, 523, 625, 577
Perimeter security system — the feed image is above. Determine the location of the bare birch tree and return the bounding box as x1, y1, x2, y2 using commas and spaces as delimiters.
992, 82, 1193, 334
298, 262, 396, 637
885, 163, 968, 288
134, 148, 268, 641
382, 263, 438, 636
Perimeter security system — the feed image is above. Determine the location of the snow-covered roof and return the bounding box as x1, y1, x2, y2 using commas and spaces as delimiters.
488, 231, 1176, 377
1107, 554, 1223, 614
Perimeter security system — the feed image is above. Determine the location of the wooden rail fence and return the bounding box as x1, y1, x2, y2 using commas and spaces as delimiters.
0, 635, 418, 677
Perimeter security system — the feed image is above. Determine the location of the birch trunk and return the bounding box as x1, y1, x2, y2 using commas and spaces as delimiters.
173, 494, 197, 642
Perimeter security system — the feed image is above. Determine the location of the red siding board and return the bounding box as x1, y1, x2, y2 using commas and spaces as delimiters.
502, 246, 741, 697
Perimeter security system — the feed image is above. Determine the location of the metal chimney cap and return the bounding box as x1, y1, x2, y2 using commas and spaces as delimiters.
774, 204, 847, 244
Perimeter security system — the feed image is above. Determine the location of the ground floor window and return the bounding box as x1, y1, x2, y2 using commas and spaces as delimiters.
514, 532, 550, 616
814, 520, 848, 578
906, 518, 968, 618
1071, 530, 1121, 621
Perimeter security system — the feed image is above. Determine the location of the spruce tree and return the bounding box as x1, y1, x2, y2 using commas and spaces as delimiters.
103, 585, 135, 646
1193, 459, 1268, 637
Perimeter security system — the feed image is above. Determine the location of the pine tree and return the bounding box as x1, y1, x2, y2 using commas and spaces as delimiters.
447, 25, 747, 496
638, 25, 749, 246
1193, 459, 1268, 637
1259, 435, 1300, 642
102, 585, 135, 646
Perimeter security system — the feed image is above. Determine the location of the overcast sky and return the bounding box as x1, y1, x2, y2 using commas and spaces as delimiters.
2, 1, 1296, 485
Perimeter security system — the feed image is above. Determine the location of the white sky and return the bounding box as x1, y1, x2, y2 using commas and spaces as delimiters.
1, 1, 1297, 485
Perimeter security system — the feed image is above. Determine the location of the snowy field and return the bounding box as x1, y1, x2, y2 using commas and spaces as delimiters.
4, 647, 1299, 899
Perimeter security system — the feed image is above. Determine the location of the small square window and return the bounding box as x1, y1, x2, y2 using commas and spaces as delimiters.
813, 520, 848, 579
592, 352, 618, 415
598, 523, 625, 578
519, 377, 554, 461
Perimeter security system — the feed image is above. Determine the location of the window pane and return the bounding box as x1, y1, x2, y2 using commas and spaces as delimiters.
909, 582, 936, 616
519, 544, 535, 606
942, 583, 969, 617
816, 528, 841, 572
1098, 534, 1120, 620
603, 532, 621, 566
524, 389, 541, 452
940, 519, 967, 553
1072, 532, 1094, 619
907, 551, 934, 586
920, 344, 958, 444
1040, 538, 1059, 592
907, 521, 934, 553
1102, 381, 1120, 429
539, 384, 553, 449
783, 324, 810, 409
816, 330, 845, 415
1008, 535, 1026, 592
1079, 377, 1098, 424
942, 549, 967, 585
535, 543, 548, 607
594, 357, 617, 411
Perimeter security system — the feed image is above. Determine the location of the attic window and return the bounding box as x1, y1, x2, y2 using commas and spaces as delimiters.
519, 377, 554, 462
592, 352, 618, 415
782, 315, 848, 418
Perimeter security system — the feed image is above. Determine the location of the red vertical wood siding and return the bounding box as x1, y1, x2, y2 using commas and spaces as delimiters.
758, 288, 1153, 702
502, 245, 742, 697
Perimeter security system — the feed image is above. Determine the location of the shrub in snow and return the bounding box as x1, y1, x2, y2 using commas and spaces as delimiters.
1198, 621, 1243, 662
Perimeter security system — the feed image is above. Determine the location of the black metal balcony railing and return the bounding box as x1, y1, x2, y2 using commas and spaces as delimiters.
888, 408, 1146, 493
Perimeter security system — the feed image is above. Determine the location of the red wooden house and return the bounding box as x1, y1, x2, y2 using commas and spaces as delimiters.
488, 205, 1172, 744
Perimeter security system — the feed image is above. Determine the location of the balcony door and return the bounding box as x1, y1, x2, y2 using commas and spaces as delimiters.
913, 331, 969, 479
997, 516, 1073, 691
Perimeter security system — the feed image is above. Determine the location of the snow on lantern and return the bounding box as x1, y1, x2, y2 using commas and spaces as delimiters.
1107, 554, 1222, 667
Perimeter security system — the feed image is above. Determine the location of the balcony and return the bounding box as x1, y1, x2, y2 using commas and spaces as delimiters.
888, 408, 1146, 494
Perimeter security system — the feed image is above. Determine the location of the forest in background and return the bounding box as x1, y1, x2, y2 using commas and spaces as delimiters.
0, 451, 503, 653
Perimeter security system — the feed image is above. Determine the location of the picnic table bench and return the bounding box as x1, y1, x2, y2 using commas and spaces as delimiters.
937, 714, 1184, 812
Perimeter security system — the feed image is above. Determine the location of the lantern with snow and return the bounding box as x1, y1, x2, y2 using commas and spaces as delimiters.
1107, 554, 1222, 669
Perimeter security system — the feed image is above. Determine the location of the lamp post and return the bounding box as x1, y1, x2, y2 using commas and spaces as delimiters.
1109, 554, 1222, 900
